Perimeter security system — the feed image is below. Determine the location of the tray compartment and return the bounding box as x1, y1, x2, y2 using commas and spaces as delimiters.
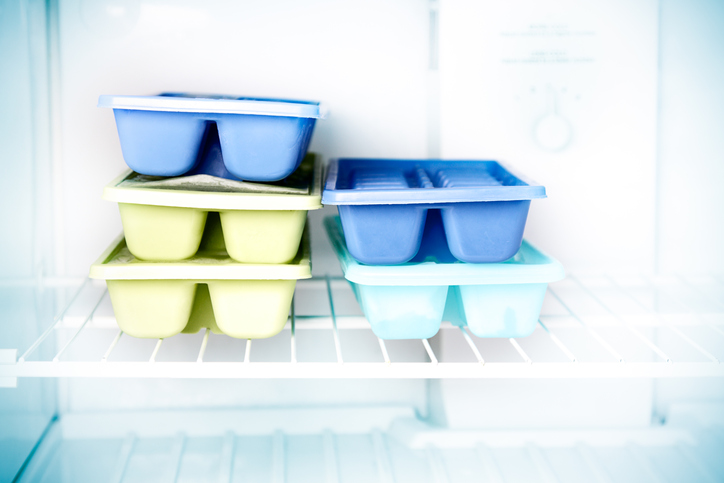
207, 280, 296, 339
338, 205, 428, 265
219, 210, 307, 264
451, 283, 548, 338
441, 200, 531, 263
106, 280, 197, 339
216, 113, 317, 181
350, 284, 448, 339
119, 203, 208, 261
113, 109, 209, 176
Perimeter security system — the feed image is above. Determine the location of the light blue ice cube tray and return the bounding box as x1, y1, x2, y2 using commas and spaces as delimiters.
321, 159, 546, 264
98, 93, 323, 182
325, 215, 564, 340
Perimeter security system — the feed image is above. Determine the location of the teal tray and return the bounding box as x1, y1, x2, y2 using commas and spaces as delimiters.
325, 215, 565, 339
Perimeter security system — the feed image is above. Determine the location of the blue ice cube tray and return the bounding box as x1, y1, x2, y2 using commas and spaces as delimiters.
325, 215, 564, 340
98, 94, 323, 182
321, 158, 546, 264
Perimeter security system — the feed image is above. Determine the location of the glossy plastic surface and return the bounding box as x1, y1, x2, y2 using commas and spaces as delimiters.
89, 234, 310, 339
104, 154, 321, 263
99, 94, 322, 181
322, 159, 545, 264
326, 215, 564, 339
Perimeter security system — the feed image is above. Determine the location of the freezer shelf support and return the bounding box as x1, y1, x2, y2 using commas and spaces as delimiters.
3, 275, 724, 380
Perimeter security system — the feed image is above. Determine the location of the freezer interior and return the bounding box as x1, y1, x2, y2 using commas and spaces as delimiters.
1, 1, 723, 482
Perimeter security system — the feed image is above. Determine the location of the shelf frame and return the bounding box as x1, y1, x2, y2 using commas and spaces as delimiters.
1, 274, 723, 381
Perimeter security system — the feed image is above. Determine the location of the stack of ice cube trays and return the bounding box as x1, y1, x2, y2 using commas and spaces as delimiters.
322, 159, 565, 339
90, 94, 323, 339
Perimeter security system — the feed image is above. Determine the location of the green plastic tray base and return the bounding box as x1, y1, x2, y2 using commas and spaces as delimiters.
107, 279, 295, 339
90, 232, 310, 339
104, 153, 322, 263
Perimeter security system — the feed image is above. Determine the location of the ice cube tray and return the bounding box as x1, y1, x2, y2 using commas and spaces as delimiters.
98, 93, 323, 181
89, 232, 311, 339
322, 159, 546, 264
325, 215, 564, 340
103, 153, 322, 264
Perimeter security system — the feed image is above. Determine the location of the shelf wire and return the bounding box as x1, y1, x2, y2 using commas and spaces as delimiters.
102, 330, 123, 362
272, 430, 286, 483
576, 443, 614, 483
641, 275, 724, 339
426, 446, 451, 483
197, 329, 210, 363
244, 340, 252, 364
606, 275, 720, 363
458, 326, 485, 364
19, 278, 91, 362
526, 444, 560, 483
109, 434, 136, 483
546, 286, 626, 363
323, 430, 340, 483
218, 432, 236, 483
290, 296, 297, 364
537, 319, 577, 362
372, 430, 396, 483
627, 443, 665, 483
325, 275, 344, 364
569, 276, 672, 363
53, 288, 108, 362
167, 433, 186, 483
508, 338, 532, 364
475, 445, 505, 483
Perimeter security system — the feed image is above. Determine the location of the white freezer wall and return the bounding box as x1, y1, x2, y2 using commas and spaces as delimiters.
56, 0, 430, 277
656, 0, 724, 274
0, 1, 58, 480
438, 0, 660, 274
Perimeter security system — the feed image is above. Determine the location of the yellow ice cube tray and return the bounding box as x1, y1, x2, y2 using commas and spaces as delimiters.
102, 153, 322, 264
89, 229, 310, 339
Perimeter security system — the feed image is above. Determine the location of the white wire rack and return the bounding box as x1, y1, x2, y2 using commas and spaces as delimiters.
15, 408, 724, 483
1, 274, 723, 381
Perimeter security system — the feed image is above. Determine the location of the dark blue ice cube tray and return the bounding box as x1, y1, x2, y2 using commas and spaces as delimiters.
321, 159, 546, 265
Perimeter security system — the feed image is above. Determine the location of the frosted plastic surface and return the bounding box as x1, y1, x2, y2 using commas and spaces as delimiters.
326, 216, 564, 339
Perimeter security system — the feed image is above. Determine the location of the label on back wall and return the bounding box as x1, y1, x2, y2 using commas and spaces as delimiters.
438, 0, 658, 273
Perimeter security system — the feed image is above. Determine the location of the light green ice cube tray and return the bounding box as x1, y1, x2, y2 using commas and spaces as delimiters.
103, 153, 322, 264
89, 229, 311, 339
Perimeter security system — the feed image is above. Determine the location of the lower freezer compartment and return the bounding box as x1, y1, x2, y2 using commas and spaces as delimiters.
15, 407, 724, 483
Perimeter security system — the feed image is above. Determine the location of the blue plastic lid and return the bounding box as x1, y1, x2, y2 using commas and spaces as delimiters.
322, 159, 546, 205
98, 93, 324, 119
325, 216, 564, 286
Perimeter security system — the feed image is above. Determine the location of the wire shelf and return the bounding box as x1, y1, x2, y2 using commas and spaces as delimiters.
1, 274, 723, 381
14, 408, 724, 483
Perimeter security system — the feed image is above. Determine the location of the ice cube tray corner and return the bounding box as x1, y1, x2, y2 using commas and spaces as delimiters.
89, 231, 311, 340
98, 93, 323, 181
103, 153, 322, 264
321, 158, 546, 265
325, 215, 564, 340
